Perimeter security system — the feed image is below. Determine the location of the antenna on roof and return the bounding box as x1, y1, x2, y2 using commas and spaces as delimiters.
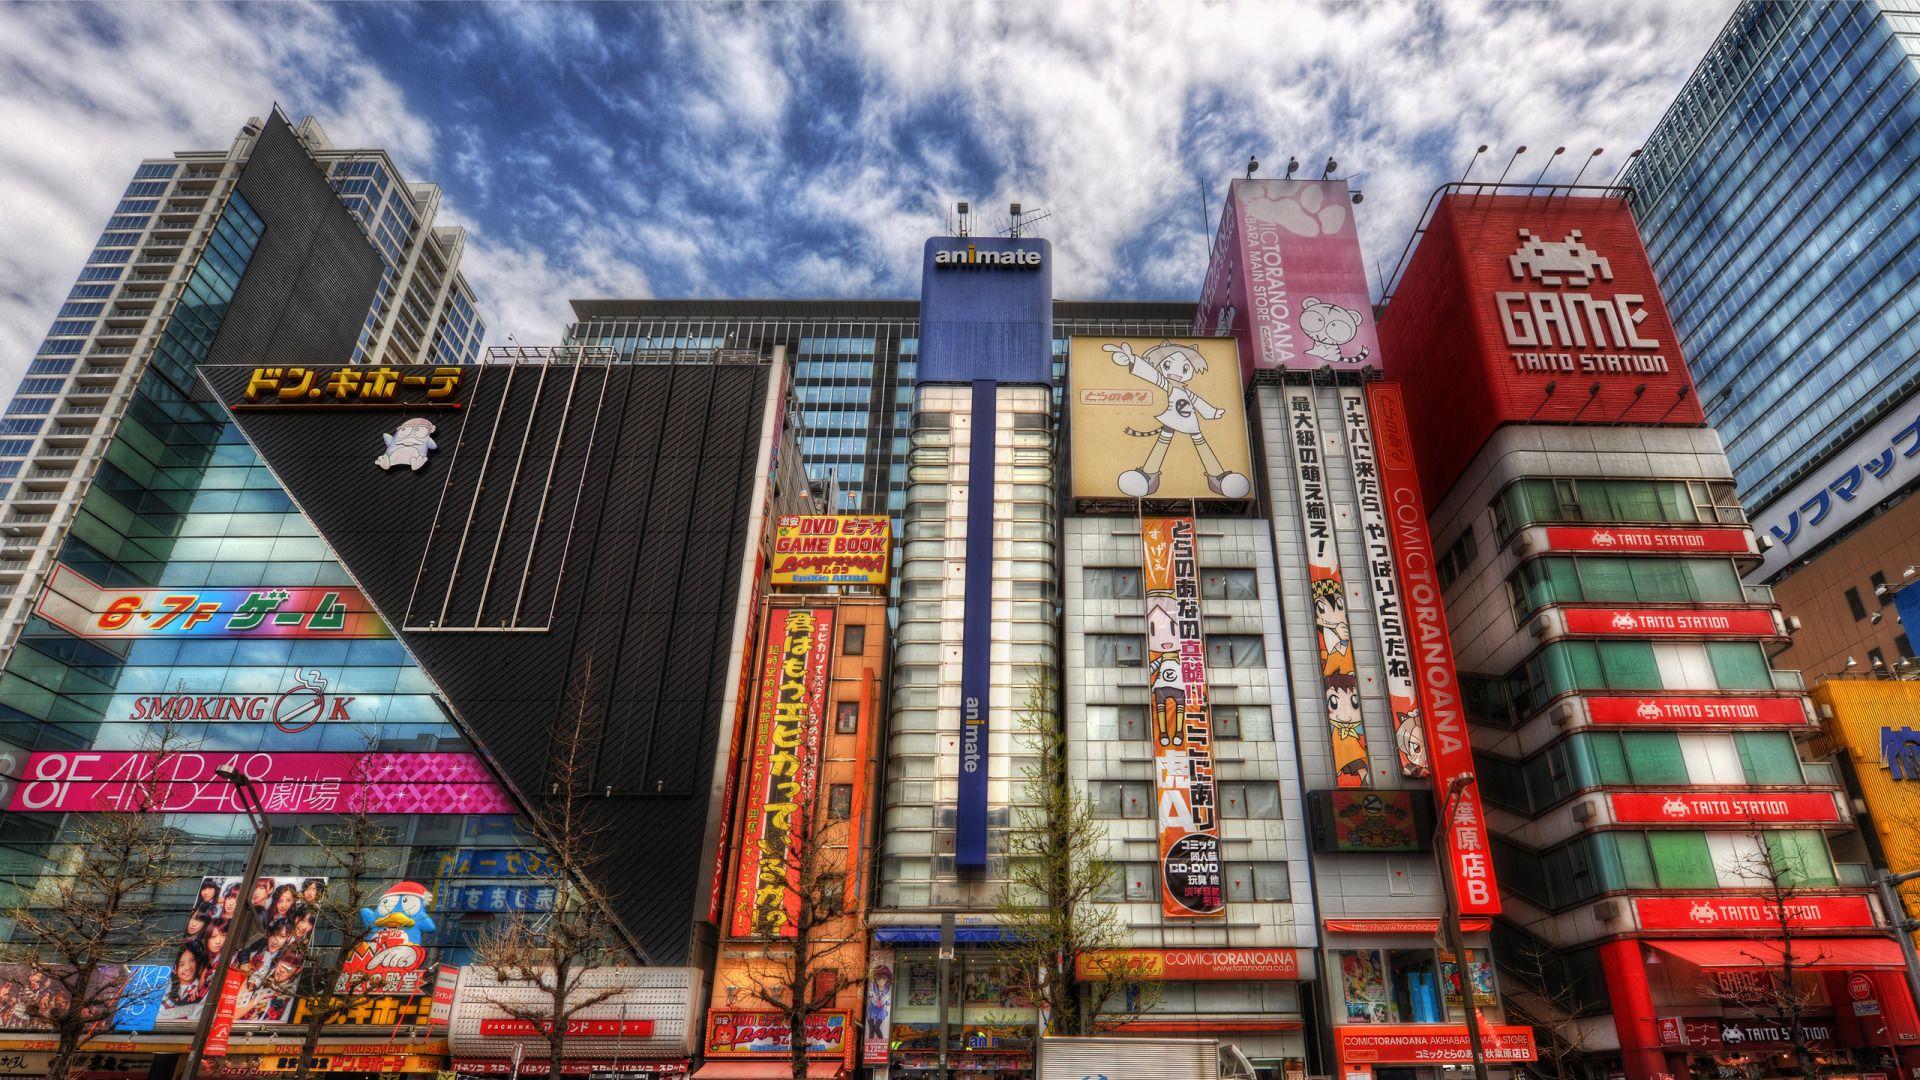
954, 201, 971, 237
1001, 205, 1052, 237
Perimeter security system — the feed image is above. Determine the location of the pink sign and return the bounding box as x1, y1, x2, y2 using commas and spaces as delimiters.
1196, 179, 1380, 375
7, 751, 513, 815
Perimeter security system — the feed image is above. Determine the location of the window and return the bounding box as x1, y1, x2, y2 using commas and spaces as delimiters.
1220, 781, 1281, 818
1200, 568, 1258, 601
843, 624, 866, 656
816, 873, 845, 916
1734, 732, 1801, 784
1213, 707, 1242, 739
1438, 529, 1478, 589
1090, 781, 1151, 818
1083, 567, 1142, 599
1647, 832, 1717, 888
1094, 863, 1156, 902
1899, 633, 1914, 660
1224, 862, 1291, 901
1087, 704, 1149, 741
1705, 642, 1772, 689
827, 784, 853, 820
1205, 634, 1265, 668
1088, 634, 1146, 667
835, 700, 859, 735
1765, 831, 1836, 887
1847, 587, 1868, 621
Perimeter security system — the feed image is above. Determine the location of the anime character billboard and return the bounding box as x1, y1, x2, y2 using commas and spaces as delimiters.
1069, 336, 1253, 502
1142, 517, 1225, 917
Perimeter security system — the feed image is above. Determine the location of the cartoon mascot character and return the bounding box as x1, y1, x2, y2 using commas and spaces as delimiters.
340, 882, 436, 987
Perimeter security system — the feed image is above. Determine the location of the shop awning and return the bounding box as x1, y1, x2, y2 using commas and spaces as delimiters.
691, 1062, 844, 1079
1647, 937, 1904, 971
871, 927, 1020, 944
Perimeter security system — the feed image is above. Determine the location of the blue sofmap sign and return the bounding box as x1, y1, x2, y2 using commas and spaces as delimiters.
918, 234, 1053, 872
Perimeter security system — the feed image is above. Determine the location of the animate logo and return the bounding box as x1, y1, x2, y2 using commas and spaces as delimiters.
1494, 228, 1670, 375
932, 245, 1042, 269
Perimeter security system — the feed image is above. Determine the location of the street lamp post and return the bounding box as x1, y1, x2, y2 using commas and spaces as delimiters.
181, 768, 270, 1080
1874, 868, 1920, 1018
1434, 773, 1489, 1080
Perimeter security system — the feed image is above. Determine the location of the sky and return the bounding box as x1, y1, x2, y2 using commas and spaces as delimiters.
0, 0, 1739, 389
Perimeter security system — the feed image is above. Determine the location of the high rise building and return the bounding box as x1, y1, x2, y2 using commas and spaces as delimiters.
1622, 0, 1920, 672
0, 113, 484, 658
1383, 188, 1918, 1079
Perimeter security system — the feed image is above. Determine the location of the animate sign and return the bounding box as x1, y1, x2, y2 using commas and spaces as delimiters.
1559, 608, 1779, 637
1497, 229, 1672, 376
1634, 894, 1875, 930
1585, 695, 1810, 727
234, 365, 465, 409
1609, 791, 1840, 825
931, 245, 1042, 268
770, 515, 890, 585
1542, 526, 1754, 555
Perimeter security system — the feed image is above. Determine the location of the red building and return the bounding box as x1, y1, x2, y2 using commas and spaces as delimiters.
1379, 191, 1920, 1079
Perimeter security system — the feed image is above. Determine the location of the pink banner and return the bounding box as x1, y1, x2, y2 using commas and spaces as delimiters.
7, 752, 513, 815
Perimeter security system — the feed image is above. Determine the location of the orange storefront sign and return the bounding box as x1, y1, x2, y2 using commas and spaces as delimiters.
1076, 948, 1299, 981
1334, 1024, 1537, 1064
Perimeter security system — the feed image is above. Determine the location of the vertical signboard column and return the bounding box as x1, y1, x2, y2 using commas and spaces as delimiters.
1283, 388, 1372, 787
1365, 383, 1499, 917
1142, 517, 1225, 917
957, 381, 996, 873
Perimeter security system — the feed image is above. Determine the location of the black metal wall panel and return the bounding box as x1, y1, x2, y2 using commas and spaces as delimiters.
205, 360, 771, 965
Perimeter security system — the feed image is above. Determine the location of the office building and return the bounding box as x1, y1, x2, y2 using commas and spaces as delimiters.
1383, 189, 1919, 1079
0, 113, 484, 660
1624, 1, 1920, 667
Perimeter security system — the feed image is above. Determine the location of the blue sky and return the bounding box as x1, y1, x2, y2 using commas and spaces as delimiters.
0, 1, 1737, 385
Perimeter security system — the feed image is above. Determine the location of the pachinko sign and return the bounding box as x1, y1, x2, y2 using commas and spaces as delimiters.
1142, 517, 1223, 918
705, 1010, 849, 1057
1367, 382, 1498, 917
1337, 388, 1428, 778
36, 563, 386, 640
729, 608, 834, 938
1284, 389, 1371, 787
770, 515, 891, 585
7, 752, 514, 815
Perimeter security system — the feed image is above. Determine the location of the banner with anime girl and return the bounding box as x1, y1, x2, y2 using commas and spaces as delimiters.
1282, 388, 1371, 787
1142, 516, 1224, 917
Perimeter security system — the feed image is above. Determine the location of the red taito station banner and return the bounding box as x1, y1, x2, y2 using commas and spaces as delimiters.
1610, 790, 1841, 825
1585, 695, 1810, 727
1635, 894, 1876, 931
1542, 525, 1753, 555
1368, 383, 1498, 918
1333, 1024, 1537, 1064
1560, 607, 1779, 637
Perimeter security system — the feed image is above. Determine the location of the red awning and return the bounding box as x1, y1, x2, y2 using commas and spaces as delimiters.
1647, 937, 1905, 971
691, 1062, 844, 1079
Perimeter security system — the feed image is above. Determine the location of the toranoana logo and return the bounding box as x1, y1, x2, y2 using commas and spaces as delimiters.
932, 244, 1042, 269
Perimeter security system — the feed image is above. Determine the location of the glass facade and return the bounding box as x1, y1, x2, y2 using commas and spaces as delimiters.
1625, 0, 1920, 508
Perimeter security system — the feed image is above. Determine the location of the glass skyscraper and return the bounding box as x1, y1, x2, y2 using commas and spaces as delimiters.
1624, 0, 1920, 516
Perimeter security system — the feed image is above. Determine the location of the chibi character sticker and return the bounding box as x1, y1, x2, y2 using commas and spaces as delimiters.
1311, 575, 1355, 675
1300, 298, 1372, 366
1394, 705, 1429, 778
1104, 340, 1251, 498
1326, 673, 1365, 765
375, 417, 439, 471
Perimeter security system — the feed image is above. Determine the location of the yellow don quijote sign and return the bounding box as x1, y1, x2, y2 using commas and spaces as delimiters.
1069, 337, 1253, 501
770, 515, 890, 585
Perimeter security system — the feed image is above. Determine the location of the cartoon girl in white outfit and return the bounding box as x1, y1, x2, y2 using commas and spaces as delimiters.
1104, 340, 1251, 498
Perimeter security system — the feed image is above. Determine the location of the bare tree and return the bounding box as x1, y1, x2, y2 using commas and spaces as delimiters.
1708, 831, 1830, 1078
0, 725, 191, 1080
471, 662, 623, 1080
1498, 935, 1596, 1080
994, 675, 1159, 1036
731, 816, 866, 1080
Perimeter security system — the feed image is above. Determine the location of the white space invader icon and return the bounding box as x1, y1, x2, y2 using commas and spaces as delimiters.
1509, 228, 1613, 287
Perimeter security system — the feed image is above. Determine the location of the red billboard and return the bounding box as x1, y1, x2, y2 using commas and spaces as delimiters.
1635, 894, 1876, 931
1333, 1025, 1537, 1064
1585, 695, 1811, 727
1378, 194, 1705, 502
1541, 525, 1754, 555
1368, 382, 1498, 917
1558, 607, 1780, 638
1609, 790, 1841, 825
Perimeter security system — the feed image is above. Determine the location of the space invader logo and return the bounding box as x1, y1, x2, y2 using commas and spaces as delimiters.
1509, 229, 1613, 287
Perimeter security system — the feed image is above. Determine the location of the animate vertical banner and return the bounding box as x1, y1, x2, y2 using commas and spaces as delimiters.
1283, 388, 1371, 787
1366, 382, 1500, 917
730, 607, 836, 938
1142, 517, 1225, 918
1337, 388, 1430, 779
956, 380, 996, 873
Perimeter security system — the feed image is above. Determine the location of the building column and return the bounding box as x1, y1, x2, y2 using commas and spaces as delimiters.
1598, 938, 1669, 1080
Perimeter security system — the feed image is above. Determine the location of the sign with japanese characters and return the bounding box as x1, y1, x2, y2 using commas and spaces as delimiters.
7, 752, 514, 815
1751, 393, 1920, 582
1332, 1025, 1537, 1064
1068, 336, 1253, 501
728, 608, 834, 939
1141, 517, 1224, 918
1609, 790, 1841, 824
36, 563, 386, 640
770, 516, 891, 585
1338, 388, 1428, 777
1657, 1017, 1835, 1050
0, 1052, 153, 1078
1074, 948, 1300, 981
1559, 607, 1779, 637
233, 365, 466, 409
703, 1010, 848, 1057
1368, 382, 1499, 917
434, 849, 558, 879
1285, 389, 1372, 787
1634, 894, 1876, 930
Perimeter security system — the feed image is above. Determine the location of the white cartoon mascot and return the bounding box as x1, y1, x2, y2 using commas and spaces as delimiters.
375, 418, 438, 471
1300, 298, 1372, 366
1105, 340, 1251, 498
340, 882, 436, 987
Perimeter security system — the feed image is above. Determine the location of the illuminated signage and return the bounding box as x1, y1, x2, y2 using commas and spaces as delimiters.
703, 1011, 848, 1057
1585, 695, 1810, 727
770, 515, 890, 585
127, 670, 351, 730
1634, 894, 1875, 930
1608, 790, 1840, 824
1558, 607, 1780, 637
7, 752, 513, 815
234, 365, 465, 409
1075, 948, 1299, 981
931, 246, 1042, 268
1333, 1025, 1537, 1064
36, 563, 387, 640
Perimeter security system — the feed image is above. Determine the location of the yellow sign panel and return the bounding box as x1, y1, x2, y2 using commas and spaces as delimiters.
770, 515, 890, 585
234, 366, 465, 409
1069, 337, 1252, 501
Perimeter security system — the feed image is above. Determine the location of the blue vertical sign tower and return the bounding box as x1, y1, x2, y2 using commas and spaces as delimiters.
918, 235, 1052, 873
